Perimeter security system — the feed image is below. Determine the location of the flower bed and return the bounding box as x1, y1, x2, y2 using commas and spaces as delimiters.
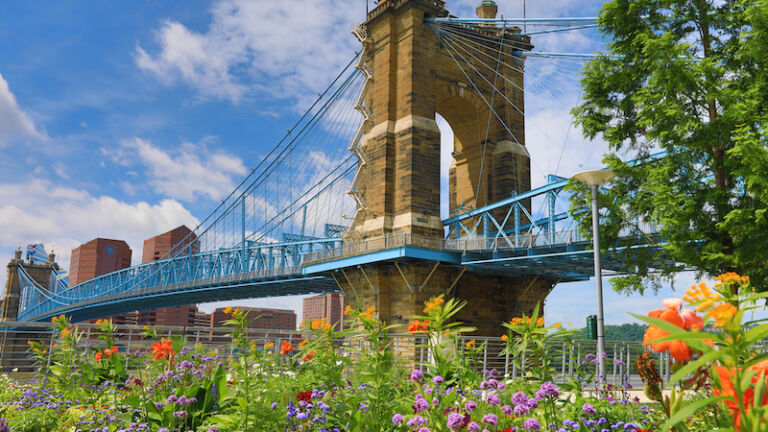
0, 274, 765, 431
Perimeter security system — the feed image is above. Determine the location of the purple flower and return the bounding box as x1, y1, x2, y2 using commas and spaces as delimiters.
513, 404, 529, 415
409, 369, 424, 382
271, 402, 278, 409
392, 413, 404, 425
482, 414, 498, 426
413, 396, 429, 413
154, 402, 165, 410
512, 391, 528, 406
582, 403, 596, 415
447, 412, 465, 431
468, 422, 481, 432
465, 400, 477, 412
536, 382, 560, 399
485, 393, 500, 406
433, 375, 444, 385
0, 419, 8, 432
296, 412, 308, 420
502, 405, 513, 415
407, 416, 428, 427
526, 398, 538, 409
172, 410, 187, 418
523, 418, 541, 430
417, 428, 431, 432
166, 395, 178, 404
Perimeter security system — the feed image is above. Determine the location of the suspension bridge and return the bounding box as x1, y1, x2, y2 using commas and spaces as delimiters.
5, 0, 669, 331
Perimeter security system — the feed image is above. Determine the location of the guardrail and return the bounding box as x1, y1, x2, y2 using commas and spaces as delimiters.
0, 321, 669, 387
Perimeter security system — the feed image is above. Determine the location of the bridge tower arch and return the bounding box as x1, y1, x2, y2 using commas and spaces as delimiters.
338, 0, 552, 336
348, 0, 531, 239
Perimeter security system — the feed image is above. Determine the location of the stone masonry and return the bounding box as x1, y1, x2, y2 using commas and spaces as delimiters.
336, 0, 553, 337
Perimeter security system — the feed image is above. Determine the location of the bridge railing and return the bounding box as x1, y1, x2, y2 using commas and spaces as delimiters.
0, 321, 675, 387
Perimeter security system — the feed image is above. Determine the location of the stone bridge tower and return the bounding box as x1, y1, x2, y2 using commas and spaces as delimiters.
336, 0, 552, 336
1, 246, 59, 321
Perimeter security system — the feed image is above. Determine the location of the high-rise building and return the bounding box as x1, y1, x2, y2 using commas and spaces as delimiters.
132, 226, 200, 327
69, 239, 132, 286
302, 293, 345, 330
141, 225, 197, 263
210, 307, 297, 330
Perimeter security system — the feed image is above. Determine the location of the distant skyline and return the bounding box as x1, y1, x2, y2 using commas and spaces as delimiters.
1, 0, 763, 327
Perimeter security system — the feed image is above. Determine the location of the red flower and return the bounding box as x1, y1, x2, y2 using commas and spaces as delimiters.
296, 391, 312, 403
407, 320, 429, 334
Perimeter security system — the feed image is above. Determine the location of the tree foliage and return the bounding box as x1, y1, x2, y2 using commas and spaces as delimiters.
571, 0, 768, 294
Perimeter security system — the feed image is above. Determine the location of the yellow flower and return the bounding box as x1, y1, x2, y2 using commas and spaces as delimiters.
501, 334, 508, 341
707, 303, 738, 328
264, 342, 275, 349
344, 305, 352, 316
311, 318, 330, 331
223, 306, 233, 314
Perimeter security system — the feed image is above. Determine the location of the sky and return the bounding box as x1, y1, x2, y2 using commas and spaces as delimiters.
0, 0, 756, 326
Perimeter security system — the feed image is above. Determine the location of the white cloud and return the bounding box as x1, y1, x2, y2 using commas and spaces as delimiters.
0, 179, 199, 291
0, 74, 47, 146
136, 0, 361, 106
109, 137, 248, 202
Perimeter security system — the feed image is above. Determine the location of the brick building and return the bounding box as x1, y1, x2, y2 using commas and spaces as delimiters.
302, 293, 345, 330
210, 307, 296, 330
131, 226, 201, 327
69, 239, 132, 286
141, 225, 197, 263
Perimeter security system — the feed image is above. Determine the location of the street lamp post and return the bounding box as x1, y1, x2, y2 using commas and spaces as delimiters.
572, 169, 615, 378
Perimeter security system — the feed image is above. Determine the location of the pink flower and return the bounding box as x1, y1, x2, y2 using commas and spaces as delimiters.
662, 298, 683, 310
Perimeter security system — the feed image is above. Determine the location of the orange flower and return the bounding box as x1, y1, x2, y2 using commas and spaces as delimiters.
407, 320, 429, 334
280, 340, 294, 355
264, 342, 275, 349
311, 318, 331, 331
501, 334, 508, 342
465, 339, 475, 348
713, 360, 768, 430
344, 305, 352, 316
110, 346, 118, 354
95, 352, 103, 361
642, 308, 691, 361
361, 306, 376, 319
303, 350, 316, 361
60, 328, 71, 337
151, 338, 174, 361
223, 306, 233, 314
423, 297, 445, 314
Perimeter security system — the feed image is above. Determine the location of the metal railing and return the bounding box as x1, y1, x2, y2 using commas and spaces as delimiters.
0, 321, 668, 387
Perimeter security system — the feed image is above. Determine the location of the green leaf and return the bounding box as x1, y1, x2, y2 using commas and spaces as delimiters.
660, 396, 728, 431
669, 349, 722, 384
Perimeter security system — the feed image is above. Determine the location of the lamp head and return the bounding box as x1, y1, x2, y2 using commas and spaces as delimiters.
572, 170, 616, 186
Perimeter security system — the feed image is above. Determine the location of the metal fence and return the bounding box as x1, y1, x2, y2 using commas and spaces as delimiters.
0, 321, 668, 387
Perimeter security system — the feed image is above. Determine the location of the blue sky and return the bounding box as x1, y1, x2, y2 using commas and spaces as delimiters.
0, 0, 750, 325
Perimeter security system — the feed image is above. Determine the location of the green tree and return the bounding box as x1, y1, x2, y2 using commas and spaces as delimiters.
571, 0, 768, 294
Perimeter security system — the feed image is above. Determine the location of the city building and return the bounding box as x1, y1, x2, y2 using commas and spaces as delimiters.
141, 225, 197, 263
69, 239, 132, 286
302, 293, 345, 330
129, 226, 201, 327
136, 305, 200, 327
210, 307, 296, 330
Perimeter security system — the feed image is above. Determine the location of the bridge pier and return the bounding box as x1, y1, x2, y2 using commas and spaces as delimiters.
1, 247, 59, 371
335, 262, 554, 337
